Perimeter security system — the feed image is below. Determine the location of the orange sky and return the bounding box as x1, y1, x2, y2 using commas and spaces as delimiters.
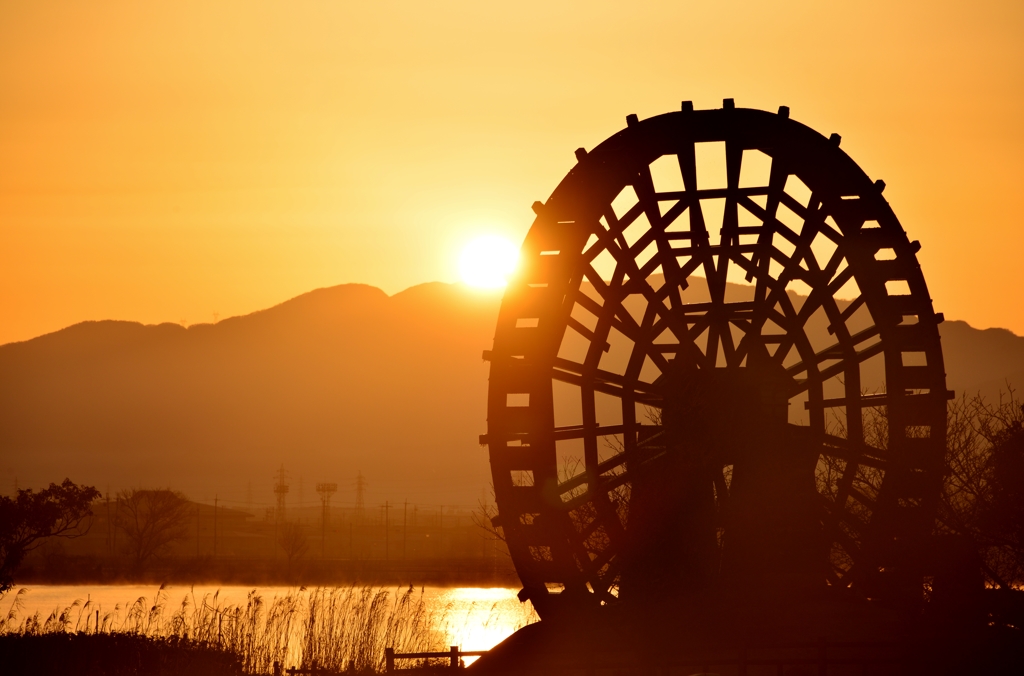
2, 1, 1023, 345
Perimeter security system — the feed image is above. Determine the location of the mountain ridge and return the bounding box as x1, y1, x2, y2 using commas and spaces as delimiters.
2, 281, 1022, 508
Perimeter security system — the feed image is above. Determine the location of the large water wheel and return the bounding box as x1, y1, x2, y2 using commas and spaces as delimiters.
483, 101, 949, 620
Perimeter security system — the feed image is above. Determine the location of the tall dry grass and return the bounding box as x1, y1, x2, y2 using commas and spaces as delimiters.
0, 585, 503, 673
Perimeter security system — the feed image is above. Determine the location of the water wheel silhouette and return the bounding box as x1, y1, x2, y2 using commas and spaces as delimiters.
484, 102, 949, 619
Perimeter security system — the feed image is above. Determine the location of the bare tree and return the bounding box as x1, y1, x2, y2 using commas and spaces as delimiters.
843, 387, 1024, 588
938, 388, 1024, 587
277, 521, 309, 577
473, 486, 508, 549
115, 489, 191, 573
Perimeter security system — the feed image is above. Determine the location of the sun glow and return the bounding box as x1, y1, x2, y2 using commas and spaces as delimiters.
459, 235, 520, 289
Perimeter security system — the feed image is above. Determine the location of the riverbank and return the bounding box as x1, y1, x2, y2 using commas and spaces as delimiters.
0, 634, 247, 676
0, 584, 538, 673
15, 554, 520, 589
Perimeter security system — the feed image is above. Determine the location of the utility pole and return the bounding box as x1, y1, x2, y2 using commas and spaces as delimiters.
105, 490, 111, 555
354, 471, 367, 560
111, 494, 117, 553
315, 482, 337, 559
354, 472, 366, 519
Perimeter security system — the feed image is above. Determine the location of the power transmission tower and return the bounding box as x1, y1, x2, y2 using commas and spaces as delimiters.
315, 482, 337, 559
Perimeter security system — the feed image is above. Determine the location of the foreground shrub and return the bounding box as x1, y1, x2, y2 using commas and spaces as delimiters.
0, 633, 244, 676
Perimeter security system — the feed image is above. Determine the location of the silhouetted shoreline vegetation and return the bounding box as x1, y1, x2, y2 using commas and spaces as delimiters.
0, 479, 100, 593
0, 585, 507, 674
0, 633, 246, 676
847, 388, 1024, 592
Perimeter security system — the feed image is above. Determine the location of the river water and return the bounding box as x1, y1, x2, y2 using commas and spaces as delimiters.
2, 584, 538, 666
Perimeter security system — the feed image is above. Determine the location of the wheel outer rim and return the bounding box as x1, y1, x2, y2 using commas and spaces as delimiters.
486, 107, 948, 618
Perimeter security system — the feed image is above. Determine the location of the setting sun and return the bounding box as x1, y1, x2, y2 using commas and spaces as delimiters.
458, 235, 520, 289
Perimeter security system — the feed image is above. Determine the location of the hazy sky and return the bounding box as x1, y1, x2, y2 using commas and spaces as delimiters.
2, 1, 1022, 344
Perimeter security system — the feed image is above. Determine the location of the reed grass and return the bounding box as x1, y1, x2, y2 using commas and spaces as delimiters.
0, 584, 523, 674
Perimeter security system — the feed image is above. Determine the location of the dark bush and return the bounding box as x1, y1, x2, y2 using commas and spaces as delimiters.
0, 633, 245, 676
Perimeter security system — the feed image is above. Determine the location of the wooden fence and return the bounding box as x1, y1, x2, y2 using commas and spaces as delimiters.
380, 638, 911, 674
267, 639, 919, 675
385, 646, 488, 671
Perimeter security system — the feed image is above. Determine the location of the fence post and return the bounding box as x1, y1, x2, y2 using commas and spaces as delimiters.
385, 648, 395, 673
450, 646, 459, 669
818, 636, 827, 676
273, 662, 282, 676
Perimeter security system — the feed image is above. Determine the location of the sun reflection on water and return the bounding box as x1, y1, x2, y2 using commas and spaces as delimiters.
430, 587, 538, 663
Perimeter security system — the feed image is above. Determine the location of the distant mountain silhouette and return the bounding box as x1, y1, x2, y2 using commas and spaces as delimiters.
2, 281, 1022, 508
0, 283, 500, 508
938, 321, 1024, 399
